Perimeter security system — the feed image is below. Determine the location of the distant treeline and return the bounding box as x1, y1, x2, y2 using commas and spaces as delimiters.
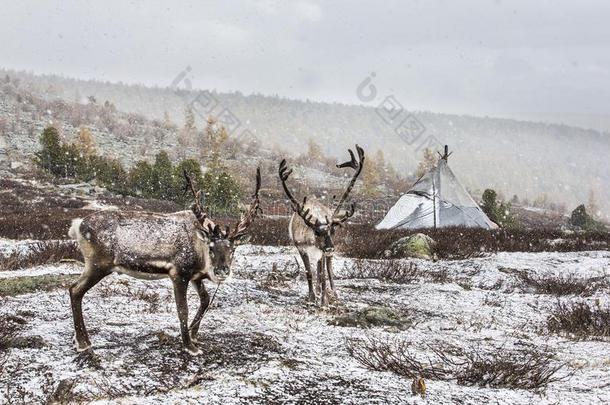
35, 126, 242, 214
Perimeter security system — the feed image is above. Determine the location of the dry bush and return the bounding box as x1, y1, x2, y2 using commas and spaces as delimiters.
548, 301, 610, 339
0, 315, 25, 350
258, 261, 300, 289
347, 337, 568, 390
247, 216, 292, 246
447, 348, 567, 390
0, 178, 180, 241
331, 306, 412, 329
341, 259, 419, 284
0, 240, 81, 271
132, 288, 161, 313
345, 337, 450, 380
426, 268, 450, 283
518, 272, 607, 296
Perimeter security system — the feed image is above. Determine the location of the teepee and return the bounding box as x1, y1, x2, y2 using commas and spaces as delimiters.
376, 146, 498, 230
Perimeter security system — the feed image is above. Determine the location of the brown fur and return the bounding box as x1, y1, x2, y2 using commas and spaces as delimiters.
68, 210, 232, 355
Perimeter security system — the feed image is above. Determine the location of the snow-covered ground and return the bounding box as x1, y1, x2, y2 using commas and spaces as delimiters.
1, 244, 610, 404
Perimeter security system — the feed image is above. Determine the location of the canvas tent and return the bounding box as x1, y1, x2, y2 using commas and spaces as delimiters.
376, 146, 498, 230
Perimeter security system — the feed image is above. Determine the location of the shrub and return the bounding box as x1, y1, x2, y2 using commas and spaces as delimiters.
345, 337, 450, 380
570, 204, 606, 231
0, 315, 24, 350
347, 337, 568, 390
481, 189, 516, 228
341, 259, 419, 284
517, 272, 607, 296
452, 348, 567, 390
331, 306, 412, 329
0, 240, 81, 271
548, 301, 610, 339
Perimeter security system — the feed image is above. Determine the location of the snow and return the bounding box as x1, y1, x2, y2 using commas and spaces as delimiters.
1, 245, 610, 403
0, 238, 74, 257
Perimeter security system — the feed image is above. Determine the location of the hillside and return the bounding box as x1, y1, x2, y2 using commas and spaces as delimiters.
1, 68, 608, 217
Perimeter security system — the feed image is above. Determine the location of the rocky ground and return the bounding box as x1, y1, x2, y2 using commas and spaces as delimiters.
1, 243, 610, 404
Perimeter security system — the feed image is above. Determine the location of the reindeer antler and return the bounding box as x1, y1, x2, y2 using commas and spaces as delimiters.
183, 170, 207, 225
229, 167, 262, 241
332, 145, 365, 221
279, 159, 325, 229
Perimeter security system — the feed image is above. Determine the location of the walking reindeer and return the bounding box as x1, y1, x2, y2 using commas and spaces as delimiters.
68, 168, 261, 355
279, 145, 365, 304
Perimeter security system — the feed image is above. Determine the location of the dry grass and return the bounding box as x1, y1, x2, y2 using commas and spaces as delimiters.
0, 274, 77, 296
548, 301, 610, 339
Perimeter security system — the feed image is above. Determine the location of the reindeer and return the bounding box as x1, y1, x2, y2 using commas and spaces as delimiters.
67, 168, 261, 355
278, 145, 364, 305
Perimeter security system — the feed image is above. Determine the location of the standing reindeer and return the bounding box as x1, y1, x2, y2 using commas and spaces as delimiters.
68, 168, 261, 355
279, 145, 364, 305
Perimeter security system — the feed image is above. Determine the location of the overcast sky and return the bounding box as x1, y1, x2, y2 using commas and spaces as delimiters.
2, 0, 610, 127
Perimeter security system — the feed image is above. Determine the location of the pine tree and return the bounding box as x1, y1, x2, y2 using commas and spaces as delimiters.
35, 127, 63, 175
481, 189, 516, 228
129, 161, 155, 198
152, 151, 175, 200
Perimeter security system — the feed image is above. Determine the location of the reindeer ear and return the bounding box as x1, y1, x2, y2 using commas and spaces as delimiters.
213, 224, 222, 237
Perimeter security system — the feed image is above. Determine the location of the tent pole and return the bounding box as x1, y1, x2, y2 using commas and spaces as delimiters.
432, 173, 437, 229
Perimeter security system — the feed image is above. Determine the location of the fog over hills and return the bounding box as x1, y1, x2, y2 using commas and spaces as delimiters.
2, 68, 609, 217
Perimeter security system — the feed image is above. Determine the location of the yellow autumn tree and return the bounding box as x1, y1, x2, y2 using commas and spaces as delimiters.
306, 139, 324, 161
361, 153, 381, 197
75, 127, 96, 155
205, 117, 229, 159
415, 147, 437, 178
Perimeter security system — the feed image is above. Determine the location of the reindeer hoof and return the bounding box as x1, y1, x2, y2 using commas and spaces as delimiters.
184, 345, 202, 356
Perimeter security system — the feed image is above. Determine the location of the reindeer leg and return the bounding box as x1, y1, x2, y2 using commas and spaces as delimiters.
189, 278, 210, 343
326, 255, 338, 302
301, 252, 316, 303
316, 259, 323, 301
69, 262, 110, 352
172, 277, 200, 356
319, 258, 327, 306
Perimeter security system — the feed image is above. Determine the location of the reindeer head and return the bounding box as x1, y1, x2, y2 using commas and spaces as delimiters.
184, 168, 261, 280
279, 145, 365, 254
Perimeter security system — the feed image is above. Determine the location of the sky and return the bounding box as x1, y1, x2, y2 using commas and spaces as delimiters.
1, 0, 610, 129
